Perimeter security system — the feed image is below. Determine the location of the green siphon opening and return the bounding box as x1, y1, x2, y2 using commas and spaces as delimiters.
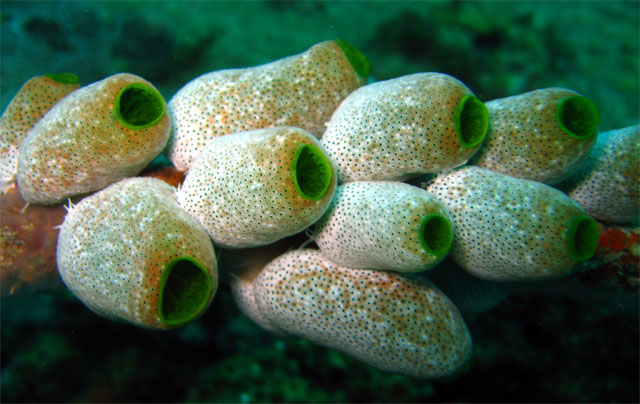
335, 39, 371, 79
556, 96, 600, 140
113, 82, 166, 129
45, 73, 80, 85
158, 256, 212, 327
454, 94, 490, 148
291, 144, 334, 201
566, 215, 600, 262
418, 213, 454, 257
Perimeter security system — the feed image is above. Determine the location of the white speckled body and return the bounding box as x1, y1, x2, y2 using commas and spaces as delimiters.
471, 88, 597, 184
176, 127, 337, 248
253, 249, 472, 379
0, 76, 79, 193
56, 177, 217, 329
17, 73, 170, 204
230, 274, 286, 336
166, 41, 364, 171
426, 166, 590, 281
320, 72, 482, 183
314, 181, 452, 272
563, 125, 639, 223
226, 238, 303, 335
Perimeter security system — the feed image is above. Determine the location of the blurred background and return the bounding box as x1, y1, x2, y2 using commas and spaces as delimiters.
1, 1, 638, 402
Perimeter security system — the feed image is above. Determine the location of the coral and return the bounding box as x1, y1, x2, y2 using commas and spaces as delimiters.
56, 177, 218, 329
426, 166, 600, 281
561, 124, 640, 223
165, 40, 368, 171
0, 184, 66, 297
0, 73, 80, 193
139, 165, 185, 189
313, 181, 453, 272
176, 126, 336, 248
253, 248, 472, 379
320, 72, 489, 182
580, 222, 640, 293
16, 73, 170, 204
470, 87, 599, 184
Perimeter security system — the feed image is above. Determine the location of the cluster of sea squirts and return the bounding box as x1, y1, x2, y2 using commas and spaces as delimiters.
1, 40, 638, 379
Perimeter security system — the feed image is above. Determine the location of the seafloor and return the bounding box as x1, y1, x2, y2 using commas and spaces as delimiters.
1, 1, 639, 403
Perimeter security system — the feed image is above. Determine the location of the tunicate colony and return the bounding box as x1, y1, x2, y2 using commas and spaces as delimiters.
1, 40, 637, 380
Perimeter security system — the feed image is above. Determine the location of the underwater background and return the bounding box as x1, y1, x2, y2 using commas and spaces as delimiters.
1, 1, 638, 403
